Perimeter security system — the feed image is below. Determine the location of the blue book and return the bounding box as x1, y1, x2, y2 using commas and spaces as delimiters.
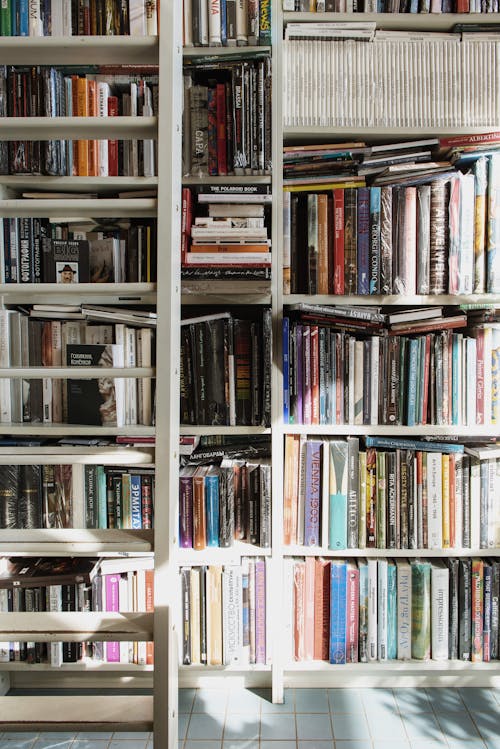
406, 338, 419, 426
205, 469, 220, 547
329, 561, 347, 664
19, 0, 28, 36
387, 561, 397, 659
96, 466, 107, 529
369, 187, 381, 295
356, 187, 370, 295
365, 436, 464, 453
220, 0, 227, 45
283, 316, 290, 424
130, 474, 142, 530
328, 440, 348, 550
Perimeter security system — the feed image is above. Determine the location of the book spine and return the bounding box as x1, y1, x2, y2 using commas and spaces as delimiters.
356, 187, 370, 295
397, 560, 412, 660
471, 558, 483, 662
431, 564, 449, 661
222, 565, 242, 665
329, 561, 347, 664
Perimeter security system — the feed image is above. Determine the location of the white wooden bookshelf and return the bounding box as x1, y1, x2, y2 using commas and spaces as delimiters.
0, 116, 156, 140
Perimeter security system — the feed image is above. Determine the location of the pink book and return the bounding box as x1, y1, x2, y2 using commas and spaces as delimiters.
304, 556, 315, 660
346, 561, 359, 663
254, 560, 266, 665
105, 574, 121, 663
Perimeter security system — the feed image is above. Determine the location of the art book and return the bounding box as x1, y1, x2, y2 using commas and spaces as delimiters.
66, 343, 125, 427
42, 239, 90, 284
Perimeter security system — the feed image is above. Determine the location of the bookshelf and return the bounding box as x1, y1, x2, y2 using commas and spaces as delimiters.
0, 2, 181, 747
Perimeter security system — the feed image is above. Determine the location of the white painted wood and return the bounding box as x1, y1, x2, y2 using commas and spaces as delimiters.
283, 547, 500, 558
179, 425, 271, 436
0, 425, 155, 436
284, 126, 500, 142
0, 36, 158, 64
0, 447, 154, 464
0, 613, 153, 641
0, 198, 156, 218
0, 282, 156, 305
0, 367, 154, 379
0, 695, 153, 730
283, 11, 500, 30
0, 529, 153, 552
284, 294, 500, 306
284, 424, 500, 437
0, 117, 156, 140
0, 176, 158, 193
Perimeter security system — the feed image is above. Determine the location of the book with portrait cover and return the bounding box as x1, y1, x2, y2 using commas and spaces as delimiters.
66, 343, 125, 427
42, 239, 90, 284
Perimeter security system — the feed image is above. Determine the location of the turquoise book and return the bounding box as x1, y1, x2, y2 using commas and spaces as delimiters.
329, 560, 347, 664
328, 440, 348, 550
387, 560, 398, 660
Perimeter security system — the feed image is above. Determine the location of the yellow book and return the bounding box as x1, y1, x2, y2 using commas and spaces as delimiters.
283, 180, 365, 193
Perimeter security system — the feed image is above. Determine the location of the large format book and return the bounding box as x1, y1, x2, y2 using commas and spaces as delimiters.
0, 557, 98, 588
42, 239, 90, 284
66, 343, 125, 427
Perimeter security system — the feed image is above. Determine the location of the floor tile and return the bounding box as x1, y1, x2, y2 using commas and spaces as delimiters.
72, 742, 109, 749
31, 736, 75, 742
469, 713, 500, 740
260, 743, 297, 749
108, 741, 149, 749
327, 689, 365, 715
1, 737, 39, 741
296, 714, 332, 741
334, 742, 372, 749
75, 735, 113, 741
366, 711, 407, 740
0, 742, 36, 749
31, 742, 73, 749
484, 740, 500, 749
259, 689, 295, 713
112, 735, 150, 741
395, 689, 433, 713
178, 715, 189, 741
178, 690, 196, 714
260, 714, 296, 741
186, 714, 224, 741
332, 714, 371, 741
226, 689, 264, 715
408, 742, 444, 749
437, 711, 481, 741
445, 741, 486, 749
359, 688, 396, 713
297, 741, 335, 749
222, 742, 259, 749
458, 688, 499, 713
192, 689, 228, 714
222, 712, 260, 741
184, 743, 221, 749
373, 742, 410, 749
295, 689, 329, 713
426, 688, 465, 713
402, 712, 443, 740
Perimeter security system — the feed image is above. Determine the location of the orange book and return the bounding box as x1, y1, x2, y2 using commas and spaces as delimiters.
189, 243, 270, 253
87, 79, 98, 177
471, 559, 483, 662
293, 560, 305, 661
193, 466, 207, 550
317, 193, 329, 294
313, 558, 330, 661
76, 77, 89, 176
145, 568, 154, 665
283, 434, 299, 545
304, 556, 315, 661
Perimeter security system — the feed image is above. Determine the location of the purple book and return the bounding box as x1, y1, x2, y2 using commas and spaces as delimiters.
304, 439, 322, 546
105, 574, 121, 663
296, 323, 303, 425
179, 466, 195, 548
255, 560, 266, 665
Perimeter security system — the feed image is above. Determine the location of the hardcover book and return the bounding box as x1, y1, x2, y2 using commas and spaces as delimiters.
66, 343, 125, 427
42, 239, 90, 284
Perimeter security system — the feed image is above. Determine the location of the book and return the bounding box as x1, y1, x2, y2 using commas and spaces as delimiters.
0, 557, 98, 588
66, 344, 125, 427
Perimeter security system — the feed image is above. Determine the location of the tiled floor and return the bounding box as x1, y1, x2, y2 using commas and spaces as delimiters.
0, 687, 499, 748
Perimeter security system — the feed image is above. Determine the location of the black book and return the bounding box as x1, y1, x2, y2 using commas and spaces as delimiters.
66, 343, 124, 427
180, 567, 191, 665
199, 565, 207, 665
458, 558, 472, 661
490, 559, 500, 661
247, 463, 260, 546
259, 461, 271, 548
234, 318, 252, 426
180, 324, 196, 425
261, 308, 272, 428
0, 557, 99, 589
42, 239, 90, 284
205, 316, 230, 426
84, 465, 98, 530
62, 584, 78, 663
19, 465, 42, 529
0, 464, 20, 529
218, 464, 235, 548
447, 558, 459, 660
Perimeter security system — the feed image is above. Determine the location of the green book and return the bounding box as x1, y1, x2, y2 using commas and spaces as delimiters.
411, 559, 432, 660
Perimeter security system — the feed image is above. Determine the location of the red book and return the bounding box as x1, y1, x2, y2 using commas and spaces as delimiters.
474, 327, 485, 424
181, 187, 193, 265
333, 188, 345, 295
314, 558, 330, 661
346, 561, 359, 663
421, 334, 431, 425
87, 79, 98, 178
107, 96, 119, 177
317, 193, 329, 295
310, 325, 319, 425
207, 86, 218, 177
216, 83, 227, 176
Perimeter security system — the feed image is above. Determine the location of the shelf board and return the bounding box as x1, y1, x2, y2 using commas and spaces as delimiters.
283, 547, 500, 558
0, 445, 154, 464
182, 175, 272, 185
0, 425, 155, 437
283, 126, 500, 143
283, 294, 500, 306
0, 661, 153, 672
0, 529, 153, 553
0, 117, 157, 140
0, 367, 154, 379
182, 292, 272, 305
0, 695, 153, 731
282, 12, 500, 30
183, 45, 271, 59
0, 282, 156, 305
179, 663, 271, 672
285, 660, 500, 672
177, 544, 272, 565
0, 612, 153, 642
0, 35, 159, 64
282, 424, 500, 437
179, 425, 271, 436
0, 198, 156, 218
0, 175, 158, 194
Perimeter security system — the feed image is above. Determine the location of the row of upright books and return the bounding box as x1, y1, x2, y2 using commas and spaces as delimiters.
0, 219, 157, 284
0, 0, 158, 37
283, 0, 499, 10
283, 435, 500, 550
283, 34, 500, 128
183, 0, 271, 48
0, 556, 154, 666
180, 558, 269, 666
183, 57, 272, 178
179, 459, 271, 550
0, 66, 158, 177
0, 308, 155, 426
0, 462, 155, 530
287, 556, 500, 664
283, 305, 500, 427
180, 308, 272, 427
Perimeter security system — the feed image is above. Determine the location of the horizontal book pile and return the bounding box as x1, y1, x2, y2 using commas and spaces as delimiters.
181, 185, 272, 287
287, 556, 500, 665
183, 56, 272, 177
1, 218, 157, 284
283, 0, 498, 12
283, 32, 500, 128
180, 308, 272, 427
180, 459, 271, 550
283, 304, 500, 427
283, 136, 500, 296
184, 0, 271, 48
0, 0, 158, 37
0, 65, 158, 177
0, 307, 156, 426
180, 558, 269, 666
284, 435, 499, 551
0, 556, 154, 667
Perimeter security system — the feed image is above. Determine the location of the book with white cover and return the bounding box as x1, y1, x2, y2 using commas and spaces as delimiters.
396, 558, 412, 660
367, 558, 377, 662
431, 560, 449, 661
